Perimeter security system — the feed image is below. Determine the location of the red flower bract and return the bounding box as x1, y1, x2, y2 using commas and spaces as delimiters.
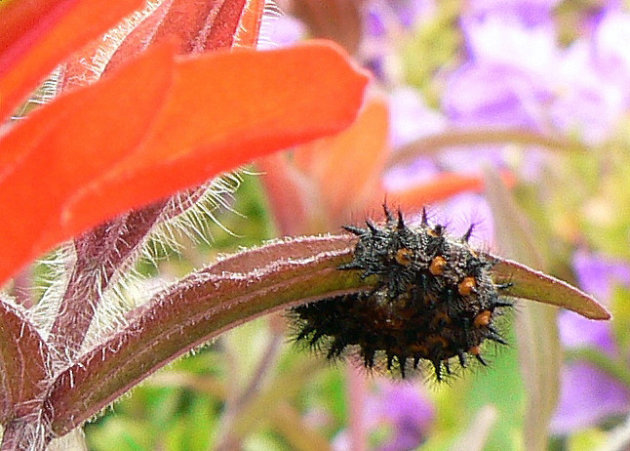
0, 1, 369, 285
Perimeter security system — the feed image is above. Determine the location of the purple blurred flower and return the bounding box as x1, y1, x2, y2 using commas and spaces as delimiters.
549, 40, 627, 144
547, 9, 630, 144
443, 63, 552, 129
365, 381, 434, 451
362, 1, 436, 81
366, 8, 388, 38
332, 380, 434, 451
447, 7, 557, 129
463, 0, 561, 27
440, 63, 551, 175
552, 363, 630, 434
551, 250, 630, 434
593, 9, 630, 82
365, 0, 436, 35
572, 249, 630, 306
388, 87, 446, 148
462, 11, 558, 70
439, 7, 557, 175
443, 4, 630, 167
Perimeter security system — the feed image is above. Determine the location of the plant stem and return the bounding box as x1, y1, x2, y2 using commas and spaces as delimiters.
47, 187, 210, 362
45, 235, 362, 436
387, 128, 588, 169
1, 418, 47, 451
347, 364, 367, 451
47, 202, 165, 361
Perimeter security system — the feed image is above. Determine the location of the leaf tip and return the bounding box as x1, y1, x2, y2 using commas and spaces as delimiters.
489, 255, 612, 321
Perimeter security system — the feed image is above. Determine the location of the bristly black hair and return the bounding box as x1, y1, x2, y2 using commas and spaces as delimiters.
288, 204, 513, 381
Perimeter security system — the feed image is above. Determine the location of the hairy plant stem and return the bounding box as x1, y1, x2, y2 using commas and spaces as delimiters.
47, 202, 166, 361
45, 236, 361, 437
2, 420, 33, 451
1, 415, 49, 451
0, 227, 608, 449
47, 187, 208, 363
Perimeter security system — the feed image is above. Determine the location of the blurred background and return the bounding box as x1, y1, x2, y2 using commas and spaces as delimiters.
82, 1, 630, 449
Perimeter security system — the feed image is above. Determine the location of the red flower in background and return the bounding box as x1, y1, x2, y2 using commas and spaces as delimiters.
258, 96, 512, 237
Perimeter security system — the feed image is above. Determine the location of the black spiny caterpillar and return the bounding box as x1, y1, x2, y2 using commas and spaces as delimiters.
289, 206, 513, 381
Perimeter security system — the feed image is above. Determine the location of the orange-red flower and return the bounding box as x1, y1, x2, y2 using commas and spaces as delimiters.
0, 0, 370, 284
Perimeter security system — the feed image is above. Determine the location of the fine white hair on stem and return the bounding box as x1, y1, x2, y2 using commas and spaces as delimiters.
78, 171, 245, 354
149, 172, 244, 251
67, 0, 161, 84
28, 244, 76, 340
10, 68, 62, 120
23, 168, 245, 372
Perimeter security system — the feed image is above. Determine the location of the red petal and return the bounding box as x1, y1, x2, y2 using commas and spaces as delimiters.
0, 0, 144, 122
0, 41, 368, 284
388, 173, 484, 208
386, 170, 517, 209
0, 43, 176, 284
64, 42, 368, 235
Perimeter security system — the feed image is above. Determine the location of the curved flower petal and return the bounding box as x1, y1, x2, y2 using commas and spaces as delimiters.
0, 43, 175, 285
386, 171, 516, 211
0, 41, 368, 284
63, 42, 368, 235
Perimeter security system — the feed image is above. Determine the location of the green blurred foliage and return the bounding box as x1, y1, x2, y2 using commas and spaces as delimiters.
401, 0, 462, 106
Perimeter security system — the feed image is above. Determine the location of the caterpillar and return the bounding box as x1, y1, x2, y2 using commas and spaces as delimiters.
289, 205, 513, 381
